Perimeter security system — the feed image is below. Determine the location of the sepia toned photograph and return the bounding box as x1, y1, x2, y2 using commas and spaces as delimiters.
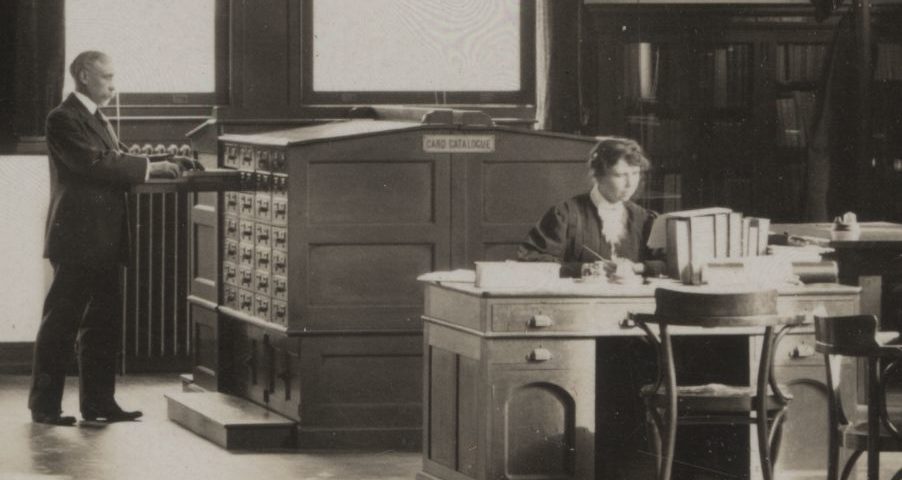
0, 1, 900, 479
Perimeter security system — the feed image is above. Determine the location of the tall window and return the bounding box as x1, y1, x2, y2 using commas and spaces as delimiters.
303, 0, 535, 105
65, 0, 218, 104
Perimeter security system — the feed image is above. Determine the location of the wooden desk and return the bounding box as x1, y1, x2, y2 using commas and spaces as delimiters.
773, 222, 902, 328
417, 280, 860, 480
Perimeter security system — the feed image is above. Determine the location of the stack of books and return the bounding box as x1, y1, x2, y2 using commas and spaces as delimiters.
651, 207, 770, 284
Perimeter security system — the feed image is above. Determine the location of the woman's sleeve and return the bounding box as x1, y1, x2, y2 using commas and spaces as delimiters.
516, 204, 581, 276
517, 204, 568, 261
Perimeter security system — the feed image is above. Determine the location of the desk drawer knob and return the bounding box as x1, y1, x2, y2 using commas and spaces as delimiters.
527, 348, 553, 362
529, 315, 554, 328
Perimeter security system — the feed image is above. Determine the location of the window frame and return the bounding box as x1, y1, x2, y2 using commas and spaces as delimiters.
299, 0, 536, 106
67, 0, 230, 107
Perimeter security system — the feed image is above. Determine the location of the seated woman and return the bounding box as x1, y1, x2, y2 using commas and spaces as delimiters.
517, 136, 660, 278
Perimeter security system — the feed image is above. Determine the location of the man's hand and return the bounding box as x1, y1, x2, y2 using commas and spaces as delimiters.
148, 160, 182, 179
171, 155, 205, 172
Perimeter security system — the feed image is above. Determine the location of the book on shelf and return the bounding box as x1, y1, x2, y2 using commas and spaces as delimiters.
775, 98, 801, 148
702, 45, 750, 109
624, 42, 659, 101
793, 91, 816, 145
876, 43, 902, 81
626, 115, 686, 162
776, 44, 827, 83
663, 173, 682, 213
775, 91, 816, 148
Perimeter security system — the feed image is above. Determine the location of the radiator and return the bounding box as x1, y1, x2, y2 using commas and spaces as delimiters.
122, 143, 193, 372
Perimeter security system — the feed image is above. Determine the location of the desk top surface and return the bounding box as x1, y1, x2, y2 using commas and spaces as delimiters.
421, 274, 861, 299
773, 222, 902, 248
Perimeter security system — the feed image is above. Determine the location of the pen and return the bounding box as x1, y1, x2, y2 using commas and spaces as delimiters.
582, 244, 612, 264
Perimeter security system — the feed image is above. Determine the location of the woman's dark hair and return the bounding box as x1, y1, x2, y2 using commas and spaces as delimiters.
587, 136, 651, 177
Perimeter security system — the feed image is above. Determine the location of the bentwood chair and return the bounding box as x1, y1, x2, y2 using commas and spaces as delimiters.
630, 287, 800, 480
814, 314, 902, 480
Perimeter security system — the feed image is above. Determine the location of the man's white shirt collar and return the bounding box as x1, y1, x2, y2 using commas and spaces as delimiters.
73, 91, 99, 115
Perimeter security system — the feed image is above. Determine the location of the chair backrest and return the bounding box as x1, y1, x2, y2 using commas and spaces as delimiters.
884, 254, 902, 332
813, 315, 880, 356
653, 287, 782, 327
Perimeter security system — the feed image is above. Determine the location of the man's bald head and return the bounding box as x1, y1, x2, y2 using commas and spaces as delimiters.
70, 51, 116, 105
70, 51, 110, 82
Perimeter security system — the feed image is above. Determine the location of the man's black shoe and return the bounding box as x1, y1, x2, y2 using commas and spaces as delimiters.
32, 411, 77, 426
81, 405, 143, 422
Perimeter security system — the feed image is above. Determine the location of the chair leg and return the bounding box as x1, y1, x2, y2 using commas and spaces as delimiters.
827, 426, 840, 480
840, 449, 864, 480
756, 411, 774, 480
868, 357, 880, 480
756, 327, 777, 480
825, 351, 842, 480
645, 404, 663, 476
768, 409, 787, 466
659, 326, 677, 480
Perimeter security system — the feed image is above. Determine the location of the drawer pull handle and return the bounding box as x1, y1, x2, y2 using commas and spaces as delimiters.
790, 344, 816, 359
527, 348, 553, 362
529, 315, 554, 328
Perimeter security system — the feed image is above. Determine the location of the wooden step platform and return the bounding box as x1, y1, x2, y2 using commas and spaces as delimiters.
179, 373, 205, 393
166, 392, 297, 450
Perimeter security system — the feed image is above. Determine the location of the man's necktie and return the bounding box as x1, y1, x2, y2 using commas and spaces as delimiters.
95, 110, 120, 147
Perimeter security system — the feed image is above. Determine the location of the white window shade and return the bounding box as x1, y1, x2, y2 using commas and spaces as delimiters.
64, 0, 215, 95
312, 0, 521, 92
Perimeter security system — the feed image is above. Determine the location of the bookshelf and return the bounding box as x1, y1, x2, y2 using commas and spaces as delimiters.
585, 5, 902, 222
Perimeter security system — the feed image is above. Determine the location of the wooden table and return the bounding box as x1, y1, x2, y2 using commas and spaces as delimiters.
773, 222, 902, 328
417, 279, 860, 480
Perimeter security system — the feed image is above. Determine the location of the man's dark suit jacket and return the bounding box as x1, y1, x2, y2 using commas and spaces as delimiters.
43, 93, 150, 265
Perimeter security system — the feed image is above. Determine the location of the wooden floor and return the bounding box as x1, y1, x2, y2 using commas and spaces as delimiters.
2, 373, 900, 480
0, 374, 420, 480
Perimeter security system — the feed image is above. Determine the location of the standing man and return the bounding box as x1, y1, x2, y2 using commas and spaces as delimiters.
29, 51, 199, 425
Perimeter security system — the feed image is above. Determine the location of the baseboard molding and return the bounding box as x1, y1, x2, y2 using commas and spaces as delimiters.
0, 342, 34, 374
298, 426, 421, 451
124, 355, 192, 374
13, 137, 48, 155
0, 342, 191, 375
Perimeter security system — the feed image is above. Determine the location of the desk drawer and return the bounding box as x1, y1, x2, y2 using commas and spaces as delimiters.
488, 339, 594, 369
491, 302, 651, 334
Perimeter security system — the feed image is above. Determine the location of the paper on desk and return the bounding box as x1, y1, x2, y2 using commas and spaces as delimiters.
767, 245, 830, 262
417, 269, 476, 283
